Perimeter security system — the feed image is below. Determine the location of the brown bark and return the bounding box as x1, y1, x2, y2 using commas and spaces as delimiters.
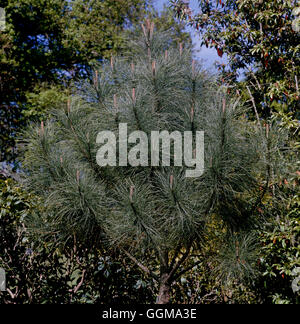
156, 273, 170, 304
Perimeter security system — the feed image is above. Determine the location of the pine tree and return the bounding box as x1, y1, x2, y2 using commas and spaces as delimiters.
22, 21, 290, 303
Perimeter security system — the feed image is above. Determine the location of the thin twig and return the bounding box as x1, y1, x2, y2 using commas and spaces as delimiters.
121, 248, 158, 281
73, 269, 86, 294
246, 85, 262, 132
173, 260, 202, 281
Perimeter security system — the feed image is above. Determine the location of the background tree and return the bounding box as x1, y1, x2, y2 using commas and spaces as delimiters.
21, 23, 292, 303
257, 186, 300, 304
171, 0, 300, 119
0, 0, 149, 162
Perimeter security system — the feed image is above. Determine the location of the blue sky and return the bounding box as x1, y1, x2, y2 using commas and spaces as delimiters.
153, 0, 227, 72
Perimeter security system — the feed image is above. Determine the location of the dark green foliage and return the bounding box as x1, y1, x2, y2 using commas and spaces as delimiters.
214, 232, 260, 284
21, 25, 290, 303
256, 180, 300, 304
0, 177, 155, 304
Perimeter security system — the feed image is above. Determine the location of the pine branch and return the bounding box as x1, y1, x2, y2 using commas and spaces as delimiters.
73, 269, 86, 294
168, 243, 192, 281
121, 248, 158, 281
169, 243, 182, 272
173, 260, 202, 281
246, 85, 262, 132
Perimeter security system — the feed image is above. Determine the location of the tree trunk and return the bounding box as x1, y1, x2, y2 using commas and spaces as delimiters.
156, 273, 170, 304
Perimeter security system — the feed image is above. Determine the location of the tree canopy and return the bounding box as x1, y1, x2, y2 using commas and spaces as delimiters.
0, 0, 148, 162
171, 0, 300, 119
21, 23, 294, 303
